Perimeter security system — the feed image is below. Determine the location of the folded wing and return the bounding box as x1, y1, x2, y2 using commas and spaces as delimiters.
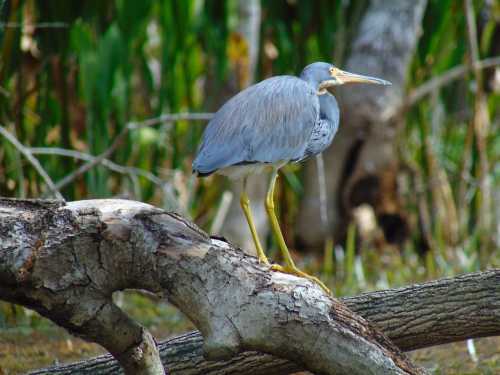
193, 76, 319, 175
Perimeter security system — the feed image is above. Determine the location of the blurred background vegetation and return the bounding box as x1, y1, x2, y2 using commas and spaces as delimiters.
0, 0, 499, 373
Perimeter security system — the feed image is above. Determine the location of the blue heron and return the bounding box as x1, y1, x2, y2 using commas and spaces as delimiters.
193, 62, 390, 293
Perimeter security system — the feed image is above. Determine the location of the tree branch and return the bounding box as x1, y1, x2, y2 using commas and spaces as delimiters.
0, 125, 64, 200
405, 55, 500, 108
0, 198, 423, 375
28, 147, 179, 211
30, 269, 500, 374
44, 113, 213, 196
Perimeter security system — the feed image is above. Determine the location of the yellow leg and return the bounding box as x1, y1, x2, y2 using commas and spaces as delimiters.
240, 178, 269, 265
265, 170, 331, 295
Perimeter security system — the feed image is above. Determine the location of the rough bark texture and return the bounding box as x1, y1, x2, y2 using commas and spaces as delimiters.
0, 198, 423, 375
297, 0, 428, 248
31, 269, 500, 375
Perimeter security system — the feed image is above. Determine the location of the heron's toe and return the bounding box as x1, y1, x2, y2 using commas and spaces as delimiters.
270, 264, 284, 272
270, 265, 331, 295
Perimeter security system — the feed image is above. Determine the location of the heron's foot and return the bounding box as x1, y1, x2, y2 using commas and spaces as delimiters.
270, 264, 331, 295
257, 253, 270, 265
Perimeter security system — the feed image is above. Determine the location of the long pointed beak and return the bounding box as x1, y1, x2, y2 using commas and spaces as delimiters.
335, 69, 391, 86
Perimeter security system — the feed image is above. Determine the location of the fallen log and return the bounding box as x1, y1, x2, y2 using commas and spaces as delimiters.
0, 198, 424, 375
31, 269, 500, 374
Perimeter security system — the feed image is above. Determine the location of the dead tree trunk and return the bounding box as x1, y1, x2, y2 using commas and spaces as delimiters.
297, 0, 428, 248
31, 269, 500, 375
0, 198, 423, 375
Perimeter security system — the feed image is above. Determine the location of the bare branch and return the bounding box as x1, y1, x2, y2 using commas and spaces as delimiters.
45, 113, 213, 197
405, 56, 500, 108
127, 112, 213, 130
29, 147, 178, 209
1, 198, 424, 375
210, 190, 233, 234
30, 147, 161, 182
0, 22, 69, 29
31, 268, 500, 375
43, 127, 129, 197
6, 199, 500, 374
0, 125, 64, 200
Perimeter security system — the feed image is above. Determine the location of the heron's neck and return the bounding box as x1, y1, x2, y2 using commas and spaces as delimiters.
299, 72, 322, 91
318, 93, 339, 123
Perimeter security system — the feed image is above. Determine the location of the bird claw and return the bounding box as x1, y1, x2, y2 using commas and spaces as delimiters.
257, 255, 271, 265
269, 264, 284, 272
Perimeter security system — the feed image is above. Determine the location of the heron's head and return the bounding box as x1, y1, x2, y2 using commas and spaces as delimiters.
300, 62, 391, 94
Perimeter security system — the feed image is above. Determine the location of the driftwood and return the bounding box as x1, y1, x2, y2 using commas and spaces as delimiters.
0, 198, 424, 375
31, 269, 500, 375
2, 199, 499, 374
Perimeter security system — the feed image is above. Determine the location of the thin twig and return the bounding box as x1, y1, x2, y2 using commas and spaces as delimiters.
45, 113, 213, 197
30, 147, 162, 185
405, 56, 500, 107
0, 22, 69, 29
0, 125, 64, 200
30, 147, 179, 208
127, 112, 213, 130
43, 127, 129, 197
316, 153, 329, 234
211, 191, 234, 234
316, 153, 335, 274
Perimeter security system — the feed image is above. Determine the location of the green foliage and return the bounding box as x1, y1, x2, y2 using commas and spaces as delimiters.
0, 0, 499, 346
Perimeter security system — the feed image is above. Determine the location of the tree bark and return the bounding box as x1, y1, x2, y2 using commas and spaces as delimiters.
0, 198, 424, 375
297, 0, 428, 248
30, 268, 500, 375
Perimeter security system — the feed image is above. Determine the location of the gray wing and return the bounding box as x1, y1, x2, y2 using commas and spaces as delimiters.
193, 76, 319, 175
